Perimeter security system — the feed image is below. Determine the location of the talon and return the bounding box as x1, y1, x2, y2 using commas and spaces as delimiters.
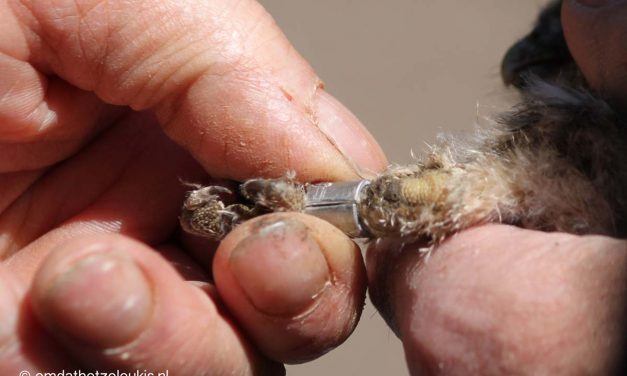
183, 186, 233, 210
399, 172, 449, 206
357, 169, 453, 240
179, 185, 242, 239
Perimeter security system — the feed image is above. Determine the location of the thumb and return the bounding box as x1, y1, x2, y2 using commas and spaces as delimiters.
367, 225, 627, 375
15, 0, 387, 180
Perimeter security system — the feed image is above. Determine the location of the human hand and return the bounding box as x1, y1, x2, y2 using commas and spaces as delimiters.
366, 2, 627, 374
0, 0, 386, 373
367, 226, 626, 375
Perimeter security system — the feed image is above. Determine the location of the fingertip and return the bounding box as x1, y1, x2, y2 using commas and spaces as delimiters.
227, 219, 330, 316
160, 72, 386, 182
31, 236, 154, 348
214, 213, 367, 363
368, 225, 627, 374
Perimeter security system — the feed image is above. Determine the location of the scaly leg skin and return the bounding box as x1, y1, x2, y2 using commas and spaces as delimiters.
180, 81, 627, 243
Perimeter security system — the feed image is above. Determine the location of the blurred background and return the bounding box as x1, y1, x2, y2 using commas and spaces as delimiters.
256, 1, 551, 374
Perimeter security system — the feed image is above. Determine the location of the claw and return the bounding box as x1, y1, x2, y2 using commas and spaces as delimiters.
180, 184, 242, 239
183, 186, 233, 210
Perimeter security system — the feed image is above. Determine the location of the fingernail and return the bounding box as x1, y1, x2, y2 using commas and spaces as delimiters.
38, 251, 153, 347
315, 90, 387, 176
229, 219, 330, 316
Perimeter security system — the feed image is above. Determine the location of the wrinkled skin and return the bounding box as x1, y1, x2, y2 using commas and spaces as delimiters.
1, 0, 627, 375
0, 0, 386, 373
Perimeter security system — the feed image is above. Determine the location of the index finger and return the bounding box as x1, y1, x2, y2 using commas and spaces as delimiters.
10, 0, 387, 180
